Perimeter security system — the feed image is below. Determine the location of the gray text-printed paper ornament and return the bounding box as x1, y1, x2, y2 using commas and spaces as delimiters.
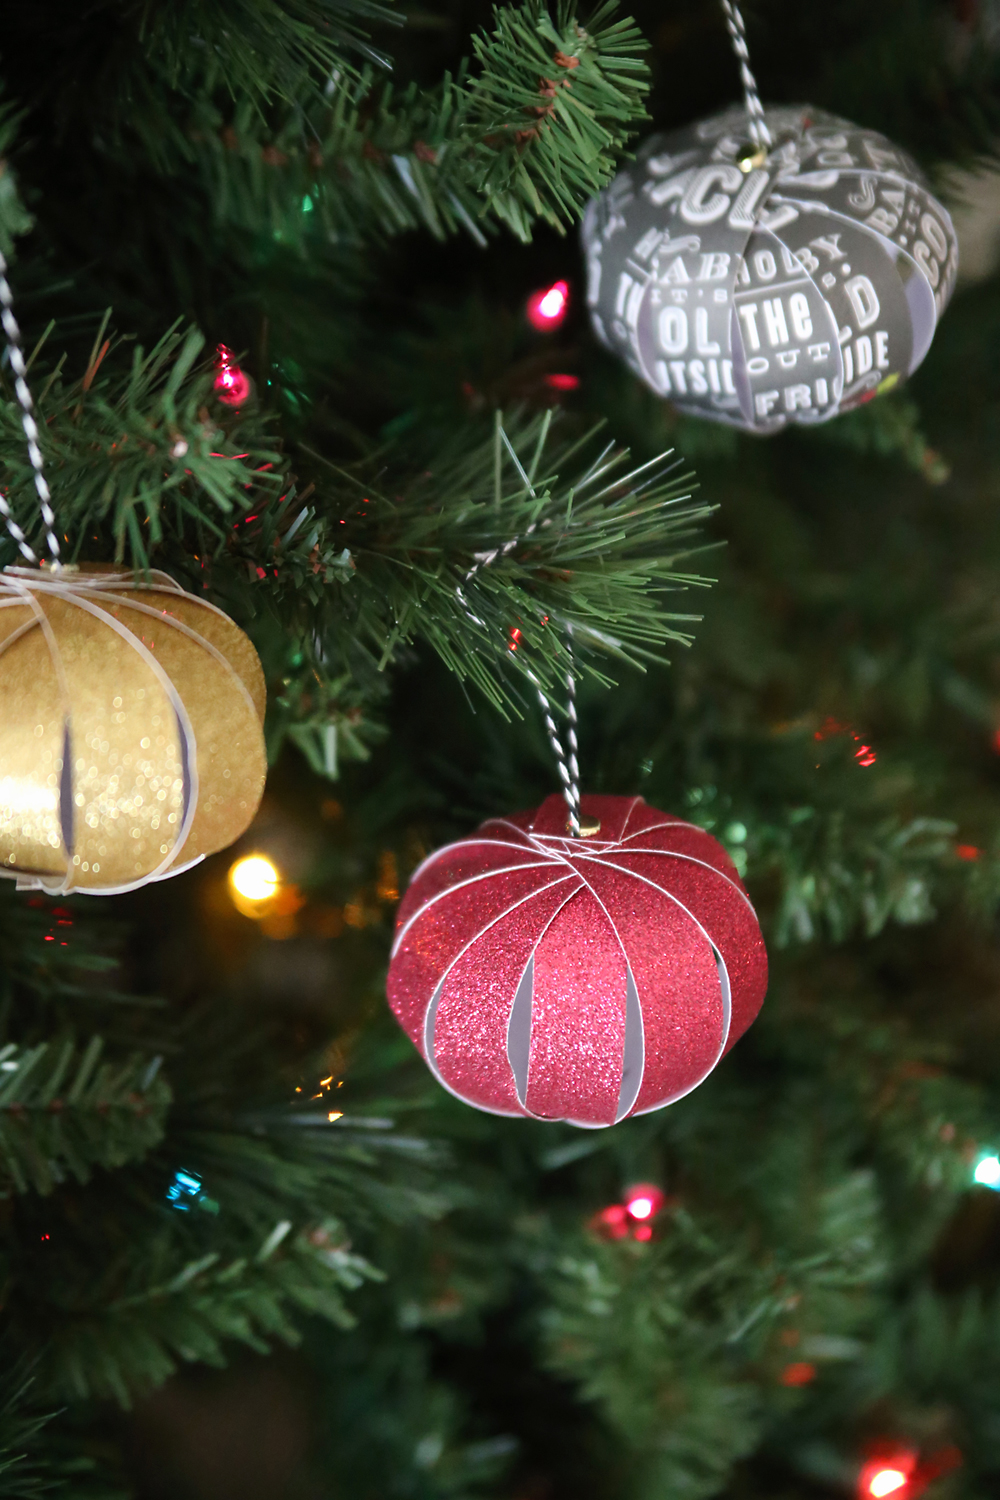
581, 105, 958, 432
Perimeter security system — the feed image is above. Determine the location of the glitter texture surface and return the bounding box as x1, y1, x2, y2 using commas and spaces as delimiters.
0, 567, 267, 894
527, 888, 628, 1124
386, 793, 768, 1126
434, 876, 577, 1115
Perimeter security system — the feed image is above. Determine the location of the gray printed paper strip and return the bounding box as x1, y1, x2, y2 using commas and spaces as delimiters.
581, 105, 958, 433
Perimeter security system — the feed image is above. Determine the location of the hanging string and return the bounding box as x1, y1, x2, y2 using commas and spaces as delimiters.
532, 655, 580, 837
720, 0, 772, 151
455, 419, 582, 836
0, 248, 61, 567
458, 543, 582, 836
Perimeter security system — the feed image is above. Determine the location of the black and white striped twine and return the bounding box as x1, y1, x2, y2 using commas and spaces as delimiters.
0, 248, 61, 567
721, 0, 772, 151
455, 426, 582, 837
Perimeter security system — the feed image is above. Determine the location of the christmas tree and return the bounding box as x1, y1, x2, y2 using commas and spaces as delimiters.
2, 1, 1000, 1497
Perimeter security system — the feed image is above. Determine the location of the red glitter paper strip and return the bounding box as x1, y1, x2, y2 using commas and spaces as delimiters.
606, 851, 766, 1047
582, 856, 725, 1113
527, 885, 630, 1124
388, 866, 573, 1044
432, 876, 581, 1114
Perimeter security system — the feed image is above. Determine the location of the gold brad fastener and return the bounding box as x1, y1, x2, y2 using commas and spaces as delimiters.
735, 142, 768, 173
572, 816, 601, 837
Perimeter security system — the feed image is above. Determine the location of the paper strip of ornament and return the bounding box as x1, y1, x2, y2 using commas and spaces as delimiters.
582, 104, 958, 431
387, 794, 767, 1126
0, 566, 267, 894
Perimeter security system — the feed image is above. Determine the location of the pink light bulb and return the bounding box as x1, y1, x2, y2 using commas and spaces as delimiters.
858, 1454, 916, 1500
526, 280, 569, 331
624, 1182, 665, 1222
214, 345, 252, 407
867, 1471, 907, 1498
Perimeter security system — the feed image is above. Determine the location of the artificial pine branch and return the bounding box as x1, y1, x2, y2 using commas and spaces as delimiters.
173, 1, 650, 245
24, 0, 399, 175
667, 750, 961, 948
44, 1219, 377, 1405
0, 1039, 169, 1197
0, 104, 31, 258
0, 1017, 444, 1405
0, 1013, 445, 1409
526, 976, 997, 1498
0, 340, 708, 733
0, 893, 123, 1016
539, 1171, 887, 1500
0, 1369, 57, 1500
142, 0, 400, 98
464, 1, 649, 235
271, 412, 711, 716
180, 1123, 447, 1236
0, 324, 282, 567
0, 882, 445, 1411
766, 809, 956, 946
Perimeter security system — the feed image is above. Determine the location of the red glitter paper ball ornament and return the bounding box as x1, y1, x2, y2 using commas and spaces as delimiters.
386, 794, 767, 1126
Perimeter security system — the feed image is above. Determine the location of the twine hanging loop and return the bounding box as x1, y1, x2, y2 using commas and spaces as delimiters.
720, 1, 773, 151
455, 418, 587, 837
0, 248, 61, 567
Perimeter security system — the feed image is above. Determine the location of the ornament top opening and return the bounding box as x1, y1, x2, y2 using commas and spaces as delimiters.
582, 104, 958, 433
387, 794, 767, 1127
0, 565, 267, 895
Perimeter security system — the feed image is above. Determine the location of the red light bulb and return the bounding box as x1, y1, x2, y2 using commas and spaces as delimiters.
624, 1183, 665, 1222
590, 1200, 629, 1236
865, 1470, 907, 1499
214, 345, 252, 407
859, 1454, 916, 1499
527, 280, 569, 331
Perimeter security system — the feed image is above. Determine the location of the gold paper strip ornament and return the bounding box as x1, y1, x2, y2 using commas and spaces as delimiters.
0, 567, 267, 894
0, 247, 267, 894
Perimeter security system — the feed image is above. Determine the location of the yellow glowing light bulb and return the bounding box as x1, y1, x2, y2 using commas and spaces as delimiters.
229, 853, 280, 904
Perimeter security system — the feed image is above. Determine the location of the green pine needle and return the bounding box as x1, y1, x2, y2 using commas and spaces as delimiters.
0, 1039, 170, 1196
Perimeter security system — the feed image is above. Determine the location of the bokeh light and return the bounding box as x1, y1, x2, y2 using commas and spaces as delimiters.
865, 1469, 907, 1498
624, 1183, 665, 1221
214, 344, 252, 406
974, 1153, 1000, 1188
229, 853, 281, 912
858, 1454, 916, 1499
526, 279, 569, 331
